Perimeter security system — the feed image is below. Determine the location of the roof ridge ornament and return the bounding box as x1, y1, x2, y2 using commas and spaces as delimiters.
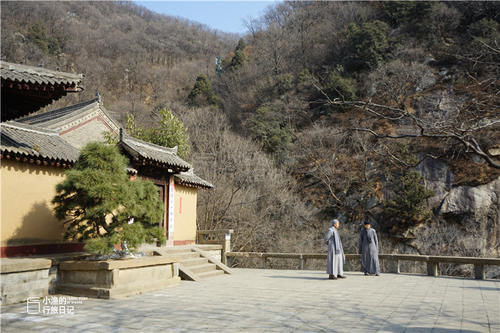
96, 91, 101, 104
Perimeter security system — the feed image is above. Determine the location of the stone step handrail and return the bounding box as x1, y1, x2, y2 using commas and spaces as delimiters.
197, 229, 233, 244
197, 229, 235, 234
225, 252, 500, 280
196, 229, 233, 264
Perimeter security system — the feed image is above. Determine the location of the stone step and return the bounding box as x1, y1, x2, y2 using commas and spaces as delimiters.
161, 252, 200, 260
189, 263, 218, 274
181, 257, 209, 267
197, 269, 225, 279
150, 246, 230, 280
160, 246, 194, 254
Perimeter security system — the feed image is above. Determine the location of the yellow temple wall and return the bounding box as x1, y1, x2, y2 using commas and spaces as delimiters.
0, 160, 66, 247
173, 184, 198, 244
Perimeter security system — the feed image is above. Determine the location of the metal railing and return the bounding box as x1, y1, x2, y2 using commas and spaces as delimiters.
225, 251, 500, 280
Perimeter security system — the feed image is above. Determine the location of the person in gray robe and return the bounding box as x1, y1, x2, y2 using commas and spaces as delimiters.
359, 221, 380, 276
324, 219, 346, 279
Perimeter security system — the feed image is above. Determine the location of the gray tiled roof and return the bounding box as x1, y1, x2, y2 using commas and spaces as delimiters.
17, 98, 121, 132
120, 135, 191, 171
175, 169, 213, 189
1, 61, 83, 86
17, 98, 98, 126
0, 122, 79, 163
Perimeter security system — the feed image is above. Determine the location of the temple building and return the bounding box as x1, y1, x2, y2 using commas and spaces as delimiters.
1, 61, 83, 121
0, 61, 212, 257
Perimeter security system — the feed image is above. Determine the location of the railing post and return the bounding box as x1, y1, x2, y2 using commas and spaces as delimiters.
427, 262, 439, 277
222, 230, 232, 265
299, 254, 304, 270
474, 264, 485, 280
390, 259, 400, 274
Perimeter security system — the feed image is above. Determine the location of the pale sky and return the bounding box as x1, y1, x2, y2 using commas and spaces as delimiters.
135, 1, 278, 34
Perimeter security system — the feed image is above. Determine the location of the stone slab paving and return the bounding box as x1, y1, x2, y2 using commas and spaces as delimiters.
1, 269, 499, 332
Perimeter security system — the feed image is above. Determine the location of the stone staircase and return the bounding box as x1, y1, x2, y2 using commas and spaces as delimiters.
151, 246, 231, 281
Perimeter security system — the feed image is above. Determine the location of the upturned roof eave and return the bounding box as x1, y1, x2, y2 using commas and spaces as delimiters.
174, 178, 214, 189
119, 139, 190, 173
0, 149, 76, 168
0, 61, 83, 86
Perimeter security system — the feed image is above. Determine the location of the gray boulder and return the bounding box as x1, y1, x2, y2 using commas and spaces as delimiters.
440, 177, 500, 216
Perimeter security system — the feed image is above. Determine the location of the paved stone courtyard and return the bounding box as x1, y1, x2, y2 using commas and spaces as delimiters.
1, 269, 499, 332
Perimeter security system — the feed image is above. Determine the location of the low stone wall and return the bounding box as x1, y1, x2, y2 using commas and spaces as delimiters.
1, 258, 52, 305
57, 257, 180, 299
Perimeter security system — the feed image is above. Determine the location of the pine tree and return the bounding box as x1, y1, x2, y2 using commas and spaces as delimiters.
187, 74, 220, 107
346, 20, 390, 71
52, 142, 165, 255
228, 38, 247, 71
126, 107, 191, 159
382, 171, 434, 235
248, 105, 293, 163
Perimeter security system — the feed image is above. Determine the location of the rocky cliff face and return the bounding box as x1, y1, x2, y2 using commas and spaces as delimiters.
417, 158, 454, 209
413, 157, 499, 277
385, 80, 499, 277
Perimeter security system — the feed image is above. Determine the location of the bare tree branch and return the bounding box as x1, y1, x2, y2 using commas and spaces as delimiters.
311, 76, 500, 169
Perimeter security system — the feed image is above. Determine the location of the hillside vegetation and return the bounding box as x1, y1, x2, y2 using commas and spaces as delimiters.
1, 1, 235, 120
2, 1, 499, 276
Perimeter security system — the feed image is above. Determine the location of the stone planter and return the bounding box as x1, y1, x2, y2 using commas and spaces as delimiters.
57, 256, 180, 299
1, 258, 52, 305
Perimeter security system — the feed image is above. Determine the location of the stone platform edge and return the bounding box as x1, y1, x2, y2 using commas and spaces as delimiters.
59, 256, 177, 271
1, 258, 52, 274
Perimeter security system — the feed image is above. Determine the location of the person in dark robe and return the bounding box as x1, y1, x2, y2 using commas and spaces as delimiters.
324, 219, 346, 280
359, 221, 380, 276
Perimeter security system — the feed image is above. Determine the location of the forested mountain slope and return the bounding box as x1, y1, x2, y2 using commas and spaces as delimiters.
203, 2, 500, 274
1, 1, 235, 121
2, 1, 499, 276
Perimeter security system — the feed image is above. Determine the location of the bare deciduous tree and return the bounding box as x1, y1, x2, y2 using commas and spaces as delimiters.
312, 75, 500, 169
